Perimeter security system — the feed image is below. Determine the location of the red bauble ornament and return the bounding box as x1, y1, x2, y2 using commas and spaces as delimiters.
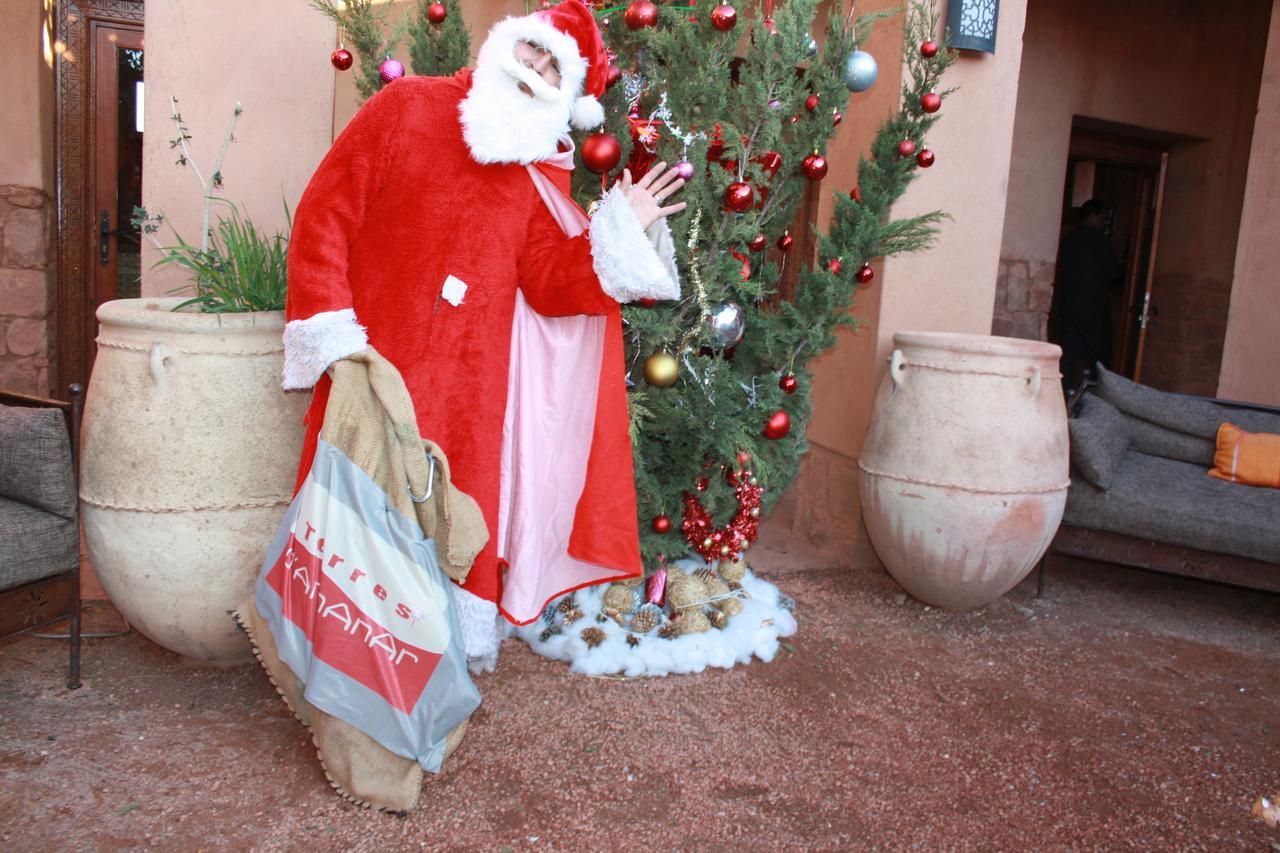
582, 132, 622, 173
710, 4, 737, 31
330, 48, 354, 71
723, 182, 754, 212
605, 64, 623, 89
695, 476, 709, 492
801, 153, 828, 181
896, 139, 917, 158
763, 410, 791, 440
850, 186, 862, 203
638, 297, 658, 307
731, 249, 751, 281
736, 449, 753, 465
921, 39, 939, 58
652, 513, 672, 534
624, 0, 659, 29
804, 93, 820, 112
779, 374, 798, 394
856, 263, 875, 284
426, 2, 447, 24
681, 467, 765, 563
777, 232, 794, 252
920, 92, 942, 113
748, 232, 767, 252
917, 148, 935, 168
832, 110, 843, 127
828, 257, 843, 274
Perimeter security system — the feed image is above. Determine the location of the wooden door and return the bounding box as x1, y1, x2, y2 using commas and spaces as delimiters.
1130, 153, 1168, 383
53, 1, 145, 393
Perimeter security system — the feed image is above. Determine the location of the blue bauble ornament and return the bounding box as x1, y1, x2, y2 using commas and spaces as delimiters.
844, 50, 878, 93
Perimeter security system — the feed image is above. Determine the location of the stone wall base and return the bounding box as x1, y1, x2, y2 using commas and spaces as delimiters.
0, 184, 52, 396
992, 257, 1055, 342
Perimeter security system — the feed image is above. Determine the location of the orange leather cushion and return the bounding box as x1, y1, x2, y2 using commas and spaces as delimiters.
1208, 423, 1280, 488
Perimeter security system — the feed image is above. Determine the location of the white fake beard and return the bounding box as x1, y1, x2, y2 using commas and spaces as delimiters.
459, 42, 574, 165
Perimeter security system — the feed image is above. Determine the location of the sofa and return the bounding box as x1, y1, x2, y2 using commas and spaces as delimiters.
0, 386, 83, 688
1040, 365, 1280, 595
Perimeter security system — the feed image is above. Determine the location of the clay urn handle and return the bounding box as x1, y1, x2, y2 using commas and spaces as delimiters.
889, 349, 906, 390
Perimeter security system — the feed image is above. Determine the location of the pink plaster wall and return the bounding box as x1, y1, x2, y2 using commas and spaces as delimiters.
140, 0, 337, 298
998, 0, 1272, 395
1218, 1, 1280, 407
0, 0, 55, 396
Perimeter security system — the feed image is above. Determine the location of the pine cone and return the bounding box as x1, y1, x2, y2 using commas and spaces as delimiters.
555, 596, 578, 614
658, 622, 681, 640
626, 634, 640, 647
580, 626, 606, 648
629, 607, 659, 635
719, 558, 747, 582
707, 608, 728, 629
562, 607, 584, 625
538, 626, 561, 642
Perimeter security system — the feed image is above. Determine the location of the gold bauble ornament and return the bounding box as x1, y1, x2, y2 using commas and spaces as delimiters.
643, 351, 679, 387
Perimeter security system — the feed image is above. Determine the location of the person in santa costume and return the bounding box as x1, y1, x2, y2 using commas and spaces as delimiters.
283, 1, 684, 672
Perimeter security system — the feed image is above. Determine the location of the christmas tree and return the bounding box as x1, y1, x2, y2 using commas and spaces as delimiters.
311, 0, 471, 102
573, 0, 954, 567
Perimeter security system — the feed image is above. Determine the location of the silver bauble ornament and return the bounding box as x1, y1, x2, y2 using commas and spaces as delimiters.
844, 50, 878, 93
706, 301, 746, 348
802, 33, 818, 58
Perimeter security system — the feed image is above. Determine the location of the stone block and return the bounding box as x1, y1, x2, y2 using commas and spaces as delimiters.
0, 357, 39, 394
1006, 262, 1029, 311
1010, 311, 1044, 342
0, 185, 47, 209
2, 208, 47, 268
0, 269, 48, 317
1028, 279, 1055, 313
6, 317, 46, 357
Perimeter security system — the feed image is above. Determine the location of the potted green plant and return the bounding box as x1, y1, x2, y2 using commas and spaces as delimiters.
79, 100, 308, 665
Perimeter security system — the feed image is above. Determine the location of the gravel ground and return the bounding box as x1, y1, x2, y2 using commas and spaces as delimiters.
1, 554, 1277, 851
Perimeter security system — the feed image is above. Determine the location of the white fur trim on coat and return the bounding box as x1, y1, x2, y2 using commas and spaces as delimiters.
589, 184, 681, 303
281, 308, 368, 390
460, 16, 586, 165
451, 584, 502, 674
570, 95, 604, 130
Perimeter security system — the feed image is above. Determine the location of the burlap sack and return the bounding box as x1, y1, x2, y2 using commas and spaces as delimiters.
236, 347, 484, 812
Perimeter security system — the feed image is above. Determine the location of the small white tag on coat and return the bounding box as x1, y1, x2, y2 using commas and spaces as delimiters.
441, 275, 468, 307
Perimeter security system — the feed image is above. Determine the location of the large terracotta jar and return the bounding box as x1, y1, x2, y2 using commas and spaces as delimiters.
859, 332, 1069, 609
80, 298, 308, 663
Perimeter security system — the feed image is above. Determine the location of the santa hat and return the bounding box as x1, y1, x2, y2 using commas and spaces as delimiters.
499, 0, 609, 130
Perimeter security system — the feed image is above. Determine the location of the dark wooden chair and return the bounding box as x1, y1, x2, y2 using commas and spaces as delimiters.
0, 385, 84, 689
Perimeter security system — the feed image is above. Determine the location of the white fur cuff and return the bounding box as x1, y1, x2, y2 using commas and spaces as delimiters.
451, 584, 502, 674
589, 185, 681, 304
281, 308, 368, 390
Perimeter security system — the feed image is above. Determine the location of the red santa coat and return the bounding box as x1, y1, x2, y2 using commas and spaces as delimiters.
284, 72, 672, 651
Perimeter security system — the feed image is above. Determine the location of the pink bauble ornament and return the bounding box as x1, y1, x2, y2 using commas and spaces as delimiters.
897, 139, 917, 158
379, 58, 405, 83
675, 160, 695, 180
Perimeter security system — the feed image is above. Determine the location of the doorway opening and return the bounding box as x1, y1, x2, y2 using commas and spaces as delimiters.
1048, 117, 1197, 390
53, 0, 145, 392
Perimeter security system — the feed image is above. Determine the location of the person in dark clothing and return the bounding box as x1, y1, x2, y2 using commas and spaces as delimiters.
1057, 199, 1123, 391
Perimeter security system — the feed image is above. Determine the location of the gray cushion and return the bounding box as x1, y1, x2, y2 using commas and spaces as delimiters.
1096, 363, 1280, 438
1068, 393, 1131, 490
0, 404, 75, 518
1123, 412, 1217, 467
1064, 450, 1280, 564
0, 496, 78, 588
